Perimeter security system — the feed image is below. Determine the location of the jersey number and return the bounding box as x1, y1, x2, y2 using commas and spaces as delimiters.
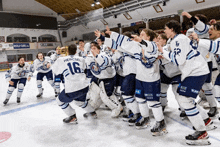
67, 62, 81, 75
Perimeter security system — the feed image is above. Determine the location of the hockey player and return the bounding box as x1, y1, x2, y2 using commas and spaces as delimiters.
192, 22, 220, 117
52, 44, 96, 123
95, 30, 140, 125
85, 42, 123, 118
51, 46, 64, 97
182, 11, 218, 117
158, 20, 213, 145
33, 52, 55, 98
76, 40, 91, 57
101, 27, 167, 135
3, 57, 32, 105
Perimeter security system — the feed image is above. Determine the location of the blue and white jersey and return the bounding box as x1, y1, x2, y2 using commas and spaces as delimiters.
111, 50, 125, 77
105, 31, 160, 82
193, 20, 210, 39
159, 58, 181, 78
33, 56, 52, 73
5, 62, 32, 81
52, 55, 89, 93
186, 28, 211, 62
76, 43, 91, 57
162, 34, 209, 81
100, 44, 110, 53
50, 53, 61, 64
199, 38, 220, 55
104, 37, 137, 76
85, 51, 116, 79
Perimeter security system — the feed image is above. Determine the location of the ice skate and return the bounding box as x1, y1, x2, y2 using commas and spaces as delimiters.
83, 111, 97, 119
55, 92, 60, 97
3, 99, 9, 105
207, 107, 219, 118
185, 131, 211, 145
36, 93, 43, 98
122, 110, 134, 122
135, 117, 150, 129
63, 114, 78, 124
151, 119, 168, 136
128, 113, 142, 126
17, 97, 20, 103
180, 111, 187, 120
192, 118, 217, 131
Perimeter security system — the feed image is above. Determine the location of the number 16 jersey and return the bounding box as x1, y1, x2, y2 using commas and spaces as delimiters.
52, 55, 89, 93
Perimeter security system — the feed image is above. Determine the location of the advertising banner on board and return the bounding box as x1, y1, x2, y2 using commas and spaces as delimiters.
13, 43, 30, 49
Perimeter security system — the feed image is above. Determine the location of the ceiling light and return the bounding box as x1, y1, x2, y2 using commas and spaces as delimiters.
95, 0, 100, 5
91, 3, 95, 7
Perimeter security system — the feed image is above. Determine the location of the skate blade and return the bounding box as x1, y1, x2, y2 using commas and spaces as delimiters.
151, 129, 168, 136
135, 124, 150, 130
122, 118, 129, 122
180, 117, 187, 121
186, 138, 211, 146
128, 123, 135, 126
206, 124, 217, 131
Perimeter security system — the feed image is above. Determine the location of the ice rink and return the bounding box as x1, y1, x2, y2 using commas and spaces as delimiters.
0, 71, 220, 147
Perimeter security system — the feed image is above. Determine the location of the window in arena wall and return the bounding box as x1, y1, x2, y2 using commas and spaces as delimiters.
17, 54, 27, 61
27, 54, 33, 61
7, 55, 17, 63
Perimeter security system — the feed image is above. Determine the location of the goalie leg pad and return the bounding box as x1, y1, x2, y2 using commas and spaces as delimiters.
99, 81, 122, 117
87, 82, 102, 110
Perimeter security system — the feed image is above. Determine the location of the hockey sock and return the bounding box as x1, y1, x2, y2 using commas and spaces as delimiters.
17, 84, 24, 98
136, 97, 149, 117
37, 80, 43, 94
172, 84, 185, 111
6, 87, 15, 100
123, 95, 140, 114
56, 98, 76, 116
196, 104, 209, 120
205, 90, 217, 107
148, 101, 164, 121
214, 85, 220, 102
178, 95, 206, 131
54, 82, 60, 93
75, 100, 95, 112
48, 80, 55, 89
160, 83, 169, 106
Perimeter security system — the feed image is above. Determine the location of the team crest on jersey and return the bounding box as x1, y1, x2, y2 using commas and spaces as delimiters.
176, 41, 179, 47
90, 62, 101, 75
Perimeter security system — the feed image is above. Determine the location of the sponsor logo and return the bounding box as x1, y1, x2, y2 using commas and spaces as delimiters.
191, 89, 199, 94
135, 89, 141, 95
180, 86, 187, 92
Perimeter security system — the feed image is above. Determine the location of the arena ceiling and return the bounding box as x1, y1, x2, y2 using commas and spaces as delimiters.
35, 0, 131, 20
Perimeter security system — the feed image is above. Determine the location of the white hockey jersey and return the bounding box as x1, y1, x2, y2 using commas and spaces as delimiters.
33, 56, 52, 73
159, 58, 181, 78
186, 28, 211, 62
5, 62, 33, 81
52, 55, 89, 93
105, 32, 160, 82
50, 53, 61, 64
111, 50, 125, 77
85, 51, 116, 79
162, 34, 209, 81
104, 38, 136, 76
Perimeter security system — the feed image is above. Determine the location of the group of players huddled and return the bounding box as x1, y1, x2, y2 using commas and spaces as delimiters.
3, 11, 220, 146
